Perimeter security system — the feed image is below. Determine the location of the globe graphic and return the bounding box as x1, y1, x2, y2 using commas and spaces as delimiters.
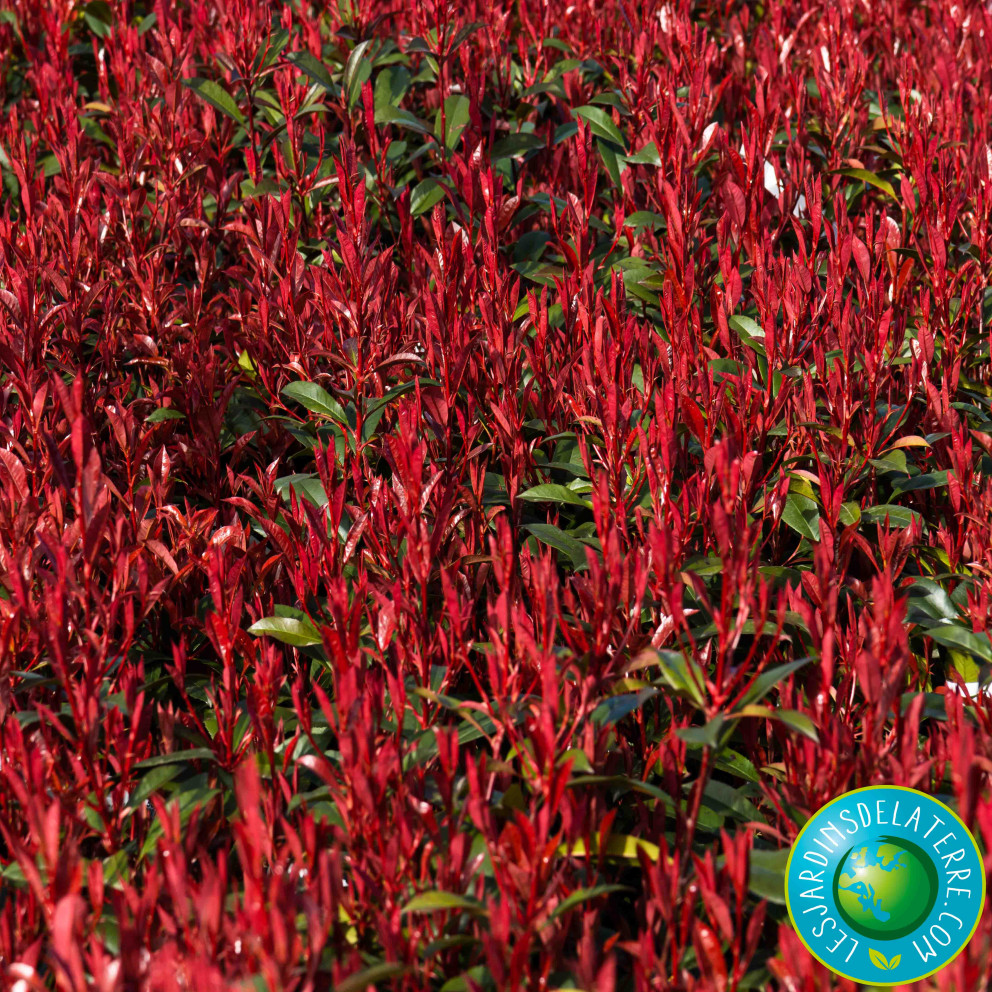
833, 836, 939, 940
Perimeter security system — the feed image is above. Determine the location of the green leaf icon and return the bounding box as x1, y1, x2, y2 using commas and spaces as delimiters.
868, 948, 890, 970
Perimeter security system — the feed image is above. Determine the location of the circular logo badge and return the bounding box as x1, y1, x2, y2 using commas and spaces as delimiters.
785, 786, 986, 985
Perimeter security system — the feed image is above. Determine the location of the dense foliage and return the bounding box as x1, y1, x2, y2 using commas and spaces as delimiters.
2, 0, 992, 988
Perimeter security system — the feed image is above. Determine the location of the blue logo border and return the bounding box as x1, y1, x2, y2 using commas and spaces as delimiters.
784, 785, 986, 986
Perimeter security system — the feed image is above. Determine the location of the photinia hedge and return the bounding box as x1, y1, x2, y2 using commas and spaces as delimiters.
1, 0, 991, 988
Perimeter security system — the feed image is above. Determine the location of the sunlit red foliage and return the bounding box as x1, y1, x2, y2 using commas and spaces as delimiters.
1, 0, 992, 988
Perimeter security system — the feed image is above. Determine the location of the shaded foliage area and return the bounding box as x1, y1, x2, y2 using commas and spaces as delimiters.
1, 0, 992, 988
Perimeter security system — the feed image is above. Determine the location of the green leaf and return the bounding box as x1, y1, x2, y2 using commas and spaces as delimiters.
603, 834, 661, 861
728, 314, 767, 356
257, 28, 290, 71
749, 847, 788, 903
363, 379, 437, 426
597, 139, 627, 186
700, 779, 761, 821
548, 884, 630, 920
713, 747, 760, 782
906, 578, 958, 623
128, 764, 180, 807
623, 210, 666, 230
649, 650, 706, 707
624, 142, 661, 166
286, 51, 334, 90
868, 947, 890, 970
950, 655, 984, 684
145, 408, 186, 423
406, 705, 500, 769
567, 774, 672, 805
376, 104, 433, 136
899, 691, 949, 721
405, 36, 433, 55
557, 747, 594, 774
247, 616, 322, 647
870, 448, 910, 475
728, 314, 764, 339
440, 966, 493, 992
334, 964, 411, 992
518, 483, 593, 508
739, 657, 813, 707
183, 78, 245, 124
862, 504, 922, 528
926, 625, 992, 664
436, 94, 470, 150
835, 168, 898, 200
573, 105, 625, 147
83, 0, 113, 37
781, 492, 821, 542
676, 715, 726, 748
891, 470, 950, 493
0, 862, 26, 887
402, 891, 487, 915
591, 687, 658, 726
237, 350, 258, 376
839, 500, 861, 527
734, 705, 819, 742
559, 834, 662, 862
38, 154, 60, 178
274, 474, 330, 508
133, 748, 215, 770
374, 65, 411, 110
449, 20, 484, 51
410, 178, 447, 216
241, 177, 282, 199
492, 132, 544, 159
788, 474, 817, 500
343, 40, 373, 108
282, 381, 347, 423
523, 522, 589, 570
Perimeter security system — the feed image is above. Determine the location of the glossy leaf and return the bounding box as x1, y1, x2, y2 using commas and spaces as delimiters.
523, 522, 589, 570
749, 848, 789, 903
247, 616, 322, 647
183, 78, 245, 124
738, 657, 813, 707
835, 168, 898, 199
402, 891, 487, 916
410, 178, 447, 216
518, 484, 593, 508
573, 105, 625, 147
281, 381, 348, 423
